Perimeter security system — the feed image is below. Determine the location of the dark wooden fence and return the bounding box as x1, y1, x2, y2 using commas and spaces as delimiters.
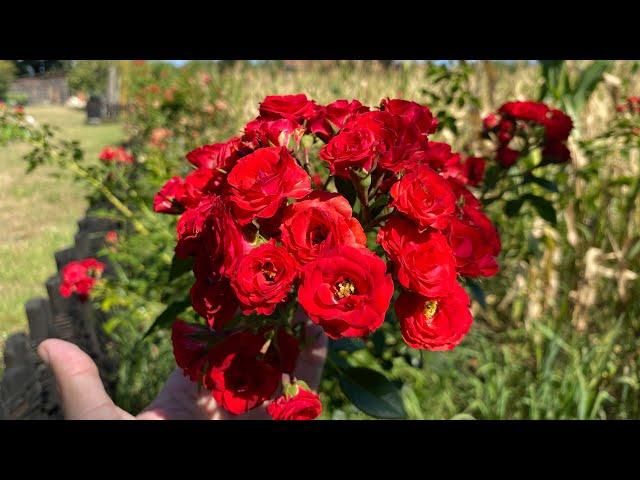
0, 212, 121, 420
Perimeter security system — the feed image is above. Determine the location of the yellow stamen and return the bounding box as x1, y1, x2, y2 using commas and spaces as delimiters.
335, 279, 356, 299
423, 300, 438, 321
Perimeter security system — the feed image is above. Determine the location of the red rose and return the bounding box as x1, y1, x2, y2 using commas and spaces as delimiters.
499, 101, 549, 123
483, 113, 499, 131
542, 141, 571, 164
496, 119, 515, 144
298, 245, 394, 339
179, 167, 226, 208
154, 176, 186, 214
243, 118, 305, 149
390, 164, 456, 230
380, 98, 438, 135
496, 145, 519, 168
171, 319, 211, 381
175, 196, 225, 260
447, 178, 483, 211
308, 99, 369, 141
267, 385, 322, 420
227, 146, 311, 225
259, 94, 317, 122
460, 156, 486, 187
377, 216, 456, 298
230, 240, 298, 316
59, 258, 105, 301
448, 209, 500, 277
186, 137, 243, 172
99, 146, 133, 164
203, 329, 300, 414
395, 282, 472, 351
190, 277, 240, 330
280, 191, 366, 265
319, 127, 380, 177
543, 109, 573, 142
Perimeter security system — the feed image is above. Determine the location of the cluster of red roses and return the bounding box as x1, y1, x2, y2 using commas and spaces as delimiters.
616, 96, 640, 114
483, 101, 573, 168
153, 94, 501, 419
99, 146, 134, 164
59, 258, 105, 302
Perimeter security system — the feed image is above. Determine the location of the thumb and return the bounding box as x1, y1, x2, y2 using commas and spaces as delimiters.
37, 339, 124, 420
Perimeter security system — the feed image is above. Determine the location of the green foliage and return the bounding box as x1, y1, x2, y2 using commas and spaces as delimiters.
0, 60, 16, 100
67, 60, 112, 95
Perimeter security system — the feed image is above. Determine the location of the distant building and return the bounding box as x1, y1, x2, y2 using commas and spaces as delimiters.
9, 73, 70, 105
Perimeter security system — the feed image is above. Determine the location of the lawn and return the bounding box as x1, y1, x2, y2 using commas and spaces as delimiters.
0, 106, 124, 347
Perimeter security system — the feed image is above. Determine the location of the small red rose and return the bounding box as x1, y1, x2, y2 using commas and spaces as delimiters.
298, 245, 394, 339
390, 164, 456, 230
230, 240, 298, 316
171, 319, 211, 381
378, 216, 456, 298
395, 282, 472, 351
280, 191, 366, 265
227, 146, 311, 225
267, 384, 322, 420
203, 329, 300, 415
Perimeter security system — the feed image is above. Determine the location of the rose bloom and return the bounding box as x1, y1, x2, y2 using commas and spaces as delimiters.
186, 137, 243, 172
179, 167, 227, 208
543, 109, 573, 142
308, 99, 369, 141
378, 216, 456, 298
319, 126, 380, 177
99, 146, 134, 164
105, 230, 118, 244
542, 141, 571, 164
243, 118, 305, 149
267, 386, 322, 420
390, 164, 456, 230
175, 196, 226, 260
298, 245, 394, 339
227, 146, 311, 225
499, 101, 549, 123
280, 191, 366, 265
150, 127, 172, 148
395, 282, 472, 351
380, 98, 438, 135
496, 145, 520, 168
230, 240, 298, 316
483, 113, 500, 131
171, 319, 211, 381
448, 207, 500, 277
59, 258, 106, 302
153, 176, 186, 214
258, 94, 317, 122
203, 329, 300, 415
190, 276, 240, 330
442, 155, 486, 187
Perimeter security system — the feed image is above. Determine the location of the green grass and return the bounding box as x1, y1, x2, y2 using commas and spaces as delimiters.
0, 106, 124, 347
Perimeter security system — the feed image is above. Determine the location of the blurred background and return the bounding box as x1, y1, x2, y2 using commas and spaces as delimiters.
0, 60, 638, 419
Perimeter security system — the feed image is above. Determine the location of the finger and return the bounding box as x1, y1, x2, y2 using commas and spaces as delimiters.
37, 339, 124, 420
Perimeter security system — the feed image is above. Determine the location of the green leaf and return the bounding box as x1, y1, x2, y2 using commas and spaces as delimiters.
143, 298, 191, 339
524, 194, 557, 225
330, 338, 366, 353
334, 176, 357, 208
465, 278, 487, 309
339, 367, 407, 419
526, 175, 559, 193
505, 198, 524, 217
169, 254, 193, 281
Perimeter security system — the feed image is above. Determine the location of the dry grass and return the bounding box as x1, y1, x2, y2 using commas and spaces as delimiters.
0, 106, 124, 344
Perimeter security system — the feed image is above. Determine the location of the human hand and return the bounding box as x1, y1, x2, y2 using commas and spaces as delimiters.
36, 321, 327, 420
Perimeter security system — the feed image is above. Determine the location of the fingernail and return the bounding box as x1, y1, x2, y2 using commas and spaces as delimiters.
37, 343, 51, 366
